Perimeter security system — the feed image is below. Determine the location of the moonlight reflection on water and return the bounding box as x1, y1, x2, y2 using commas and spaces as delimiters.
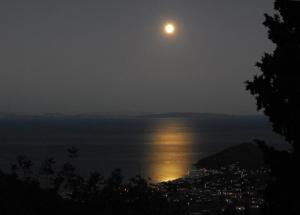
146, 119, 195, 182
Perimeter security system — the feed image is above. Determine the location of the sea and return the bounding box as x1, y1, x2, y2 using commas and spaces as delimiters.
0, 114, 286, 182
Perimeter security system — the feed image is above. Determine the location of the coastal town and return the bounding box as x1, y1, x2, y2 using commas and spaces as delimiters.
157, 163, 269, 215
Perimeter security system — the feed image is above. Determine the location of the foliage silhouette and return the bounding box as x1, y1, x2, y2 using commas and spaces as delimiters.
0, 149, 188, 215
246, 1, 300, 215
246, 0, 300, 149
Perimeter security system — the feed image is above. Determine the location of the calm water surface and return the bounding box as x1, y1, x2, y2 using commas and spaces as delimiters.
145, 120, 195, 181
0, 116, 285, 182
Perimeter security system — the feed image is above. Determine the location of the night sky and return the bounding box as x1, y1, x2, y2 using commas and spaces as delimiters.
0, 0, 274, 115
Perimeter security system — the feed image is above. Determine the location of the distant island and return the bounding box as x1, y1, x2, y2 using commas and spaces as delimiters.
138, 112, 265, 119
0, 112, 265, 119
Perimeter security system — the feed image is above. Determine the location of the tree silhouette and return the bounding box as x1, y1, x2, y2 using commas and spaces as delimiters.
0, 149, 187, 215
246, 0, 300, 151
246, 1, 300, 215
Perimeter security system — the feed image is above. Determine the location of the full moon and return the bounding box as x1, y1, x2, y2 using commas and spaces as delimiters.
164, 23, 175, 35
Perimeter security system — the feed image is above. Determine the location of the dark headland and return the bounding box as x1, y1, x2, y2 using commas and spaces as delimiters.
194, 142, 265, 170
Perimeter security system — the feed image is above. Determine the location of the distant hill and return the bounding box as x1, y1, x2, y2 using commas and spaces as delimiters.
0, 112, 265, 120
139, 112, 265, 119
194, 142, 265, 169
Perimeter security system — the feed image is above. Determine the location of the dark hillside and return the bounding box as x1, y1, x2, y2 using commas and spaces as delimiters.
194, 142, 265, 169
